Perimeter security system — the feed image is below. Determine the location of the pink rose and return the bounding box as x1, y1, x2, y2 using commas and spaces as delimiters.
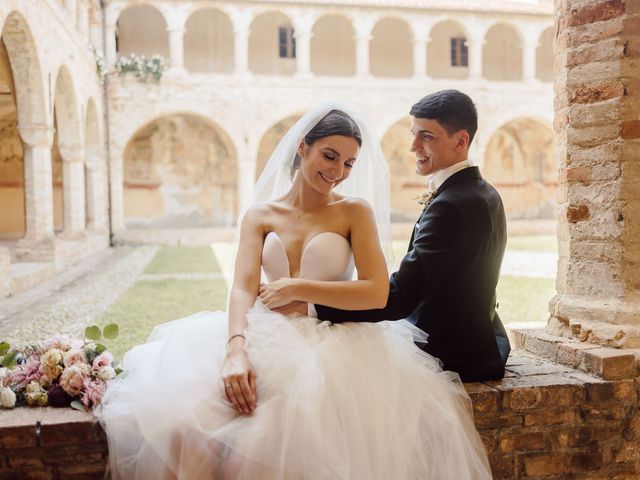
63, 349, 87, 368
42, 336, 71, 352
92, 352, 114, 369
81, 379, 106, 409
59, 364, 89, 397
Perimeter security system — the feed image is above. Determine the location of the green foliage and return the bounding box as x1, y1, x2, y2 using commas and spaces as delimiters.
103, 323, 120, 340
84, 325, 102, 341
0, 342, 9, 356
115, 53, 167, 82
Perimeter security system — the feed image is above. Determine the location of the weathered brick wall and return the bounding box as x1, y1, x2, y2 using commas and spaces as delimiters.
1, 353, 638, 479
550, 0, 640, 346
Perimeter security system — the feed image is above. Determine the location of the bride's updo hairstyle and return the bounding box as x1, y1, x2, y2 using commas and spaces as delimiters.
291, 110, 362, 179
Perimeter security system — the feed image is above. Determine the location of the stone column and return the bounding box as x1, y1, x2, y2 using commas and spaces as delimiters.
59, 145, 86, 238
233, 28, 250, 77
549, 0, 640, 347
109, 148, 126, 233
467, 39, 483, 80
16, 124, 56, 261
294, 24, 313, 78
522, 34, 538, 83
104, 7, 118, 69
412, 31, 428, 78
354, 19, 373, 78
167, 27, 186, 75
85, 147, 108, 232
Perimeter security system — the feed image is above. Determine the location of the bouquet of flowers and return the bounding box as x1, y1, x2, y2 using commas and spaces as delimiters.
0, 324, 121, 411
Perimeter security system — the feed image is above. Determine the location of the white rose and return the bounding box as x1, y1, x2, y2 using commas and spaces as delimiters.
0, 387, 16, 408
40, 348, 63, 367
96, 366, 116, 381
26, 380, 44, 394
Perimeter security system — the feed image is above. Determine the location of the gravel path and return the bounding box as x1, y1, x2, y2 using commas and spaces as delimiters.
0, 246, 158, 346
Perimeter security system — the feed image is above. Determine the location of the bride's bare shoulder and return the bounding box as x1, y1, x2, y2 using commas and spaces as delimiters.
240, 203, 279, 229
334, 196, 374, 217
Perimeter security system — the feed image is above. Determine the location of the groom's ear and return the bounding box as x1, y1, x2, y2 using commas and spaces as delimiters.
455, 131, 470, 150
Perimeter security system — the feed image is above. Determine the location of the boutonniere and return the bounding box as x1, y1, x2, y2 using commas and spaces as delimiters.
414, 190, 436, 210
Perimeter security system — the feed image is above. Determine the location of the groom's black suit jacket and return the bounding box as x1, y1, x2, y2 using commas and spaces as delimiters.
316, 166, 511, 382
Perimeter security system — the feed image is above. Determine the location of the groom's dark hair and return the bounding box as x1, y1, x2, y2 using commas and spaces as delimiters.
410, 90, 478, 145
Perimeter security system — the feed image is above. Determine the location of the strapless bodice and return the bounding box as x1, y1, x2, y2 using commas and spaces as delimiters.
261, 232, 354, 282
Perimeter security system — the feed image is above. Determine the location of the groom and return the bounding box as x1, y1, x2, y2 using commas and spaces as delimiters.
316, 90, 510, 381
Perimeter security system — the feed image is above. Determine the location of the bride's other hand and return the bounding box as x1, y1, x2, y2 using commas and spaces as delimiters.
221, 344, 257, 415
259, 278, 298, 309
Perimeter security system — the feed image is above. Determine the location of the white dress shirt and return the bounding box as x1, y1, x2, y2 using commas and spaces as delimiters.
427, 158, 474, 192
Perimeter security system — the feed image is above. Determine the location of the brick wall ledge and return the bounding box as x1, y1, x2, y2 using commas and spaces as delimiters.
1, 351, 639, 479
510, 326, 640, 380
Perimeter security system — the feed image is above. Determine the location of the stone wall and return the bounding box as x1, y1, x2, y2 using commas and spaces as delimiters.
0, 352, 638, 479
549, 0, 640, 347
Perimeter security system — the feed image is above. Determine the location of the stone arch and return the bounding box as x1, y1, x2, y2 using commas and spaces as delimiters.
311, 15, 356, 76
116, 4, 169, 59
381, 117, 423, 222
84, 98, 104, 230
536, 27, 554, 82
0, 11, 47, 127
0, 33, 24, 238
249, 11, 296, 75
482, 23, 523, 81
483, 117, 556, 219
123, 113, 238, 227
370, 17, 413, 78
428, 20, 470, 79
184, 8, 233, 73
256, 115, 302, 178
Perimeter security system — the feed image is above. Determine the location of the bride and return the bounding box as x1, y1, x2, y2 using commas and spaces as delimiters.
97, 103, 492, 479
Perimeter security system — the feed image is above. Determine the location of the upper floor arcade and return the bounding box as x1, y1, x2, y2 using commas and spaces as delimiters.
104, 0, 554, 83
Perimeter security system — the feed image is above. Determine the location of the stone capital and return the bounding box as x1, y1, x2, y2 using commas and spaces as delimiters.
58, 144, 85, 163
18, 124, 54, 148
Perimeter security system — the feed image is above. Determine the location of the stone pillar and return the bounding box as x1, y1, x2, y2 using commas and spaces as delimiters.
413, 31, 428, 78
233, 29, 250, 77
167, 27, 186, 75
354, 19, 373, 78
549, 0, 640, 347
109, 149, 125, 233
522, 34, 538, 82
16, 124, 56, 261
468, 39, 483, 80
294, 24, 313, 78
59, 145, 86, 238
104, 6, 119, 69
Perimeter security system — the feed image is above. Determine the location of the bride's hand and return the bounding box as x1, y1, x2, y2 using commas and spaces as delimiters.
221, 346, 257, 415
258, 278, 299, 309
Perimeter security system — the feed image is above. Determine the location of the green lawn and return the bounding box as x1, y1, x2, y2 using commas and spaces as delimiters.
99, 278, 228, 358
496, 275, 555, 325
144, 246, 221, 274
506, 235, 557, 253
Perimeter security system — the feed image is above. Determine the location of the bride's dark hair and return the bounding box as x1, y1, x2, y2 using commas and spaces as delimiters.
291, 110, 362, 178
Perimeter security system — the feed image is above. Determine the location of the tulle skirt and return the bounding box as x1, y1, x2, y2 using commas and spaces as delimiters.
96, 302, 492, 479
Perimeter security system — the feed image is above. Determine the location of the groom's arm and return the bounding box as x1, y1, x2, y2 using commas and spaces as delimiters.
316, 200, 463, 323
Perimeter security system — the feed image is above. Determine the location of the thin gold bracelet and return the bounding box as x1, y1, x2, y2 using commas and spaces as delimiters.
226, 334, 246, 349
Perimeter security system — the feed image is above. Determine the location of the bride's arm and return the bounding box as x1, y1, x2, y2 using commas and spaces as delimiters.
222, 205, 265, 414
260, 200, 389, 310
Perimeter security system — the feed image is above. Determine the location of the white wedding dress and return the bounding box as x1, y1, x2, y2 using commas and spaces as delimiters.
97, 232, 492, 479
